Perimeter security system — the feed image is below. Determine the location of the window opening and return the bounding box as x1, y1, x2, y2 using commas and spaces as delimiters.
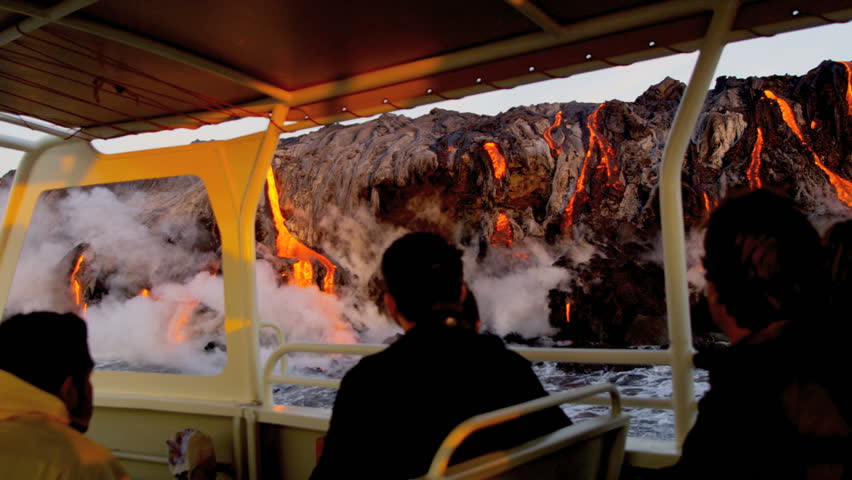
0, 175, 225, 375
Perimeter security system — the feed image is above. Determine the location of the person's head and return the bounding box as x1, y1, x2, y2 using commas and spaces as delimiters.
381, 233, 465, 330
703, 189, 825, 341
824, 219, 852, 285
0, 312, 94, 432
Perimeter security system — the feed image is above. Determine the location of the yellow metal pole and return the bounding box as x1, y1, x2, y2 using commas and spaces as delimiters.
235, 103, 288, 405
659, 0, 738, 447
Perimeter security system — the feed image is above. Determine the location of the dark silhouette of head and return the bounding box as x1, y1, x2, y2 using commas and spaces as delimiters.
824, 219, 852, 286
0, 312, 95, 432
381, 233, 465, 327
703, 189, 824, 334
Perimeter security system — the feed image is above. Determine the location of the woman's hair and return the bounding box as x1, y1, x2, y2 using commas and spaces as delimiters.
381, 232, 464, 326
704, 189, 826, 331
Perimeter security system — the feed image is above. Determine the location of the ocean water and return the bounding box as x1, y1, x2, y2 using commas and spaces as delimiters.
97, 346, 710, 441
270, 354, 711, 441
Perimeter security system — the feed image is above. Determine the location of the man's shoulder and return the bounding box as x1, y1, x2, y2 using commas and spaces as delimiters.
0, 416, 127, 478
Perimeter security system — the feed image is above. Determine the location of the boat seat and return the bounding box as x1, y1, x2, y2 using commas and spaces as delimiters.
419, 383, 629, 480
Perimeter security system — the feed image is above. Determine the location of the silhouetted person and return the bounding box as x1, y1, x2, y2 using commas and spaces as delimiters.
674, 190, 850, 479
311, 233, 570, 480
0, 312, 129, 479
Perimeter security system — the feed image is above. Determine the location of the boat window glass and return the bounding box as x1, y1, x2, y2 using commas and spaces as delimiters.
0, 175, 226, 376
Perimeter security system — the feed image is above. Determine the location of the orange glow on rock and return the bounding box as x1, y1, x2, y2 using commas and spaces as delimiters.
483, 142, 507, 179
169, 300, 199, 344
265, 168, 337, 292
587, 104, 620, 185
765, 90, 852, 207
562, 104, 620, 234
840, 61, 852, 117
543, 111, 564, 156
293, 260, 315, 289
565, 303, 571, 323
70, 254, 84, 308
747, 127, 764, 190
140, 288, 150, 297
491, 213, 513, 248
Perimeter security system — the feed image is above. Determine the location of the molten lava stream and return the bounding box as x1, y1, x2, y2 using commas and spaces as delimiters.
563, 103, 620, 233
169, 300, 199, 344
265, 168, 337, 293
747, 127, 764, 190
543, 111, 564, 156
702, 193, 713, 214
70, 253, 85, 310
565, 303, 571, 323
483, 142, 507, 179
491, 213, 513, 248
764, 90, 852, 207
840, 61, 852, 117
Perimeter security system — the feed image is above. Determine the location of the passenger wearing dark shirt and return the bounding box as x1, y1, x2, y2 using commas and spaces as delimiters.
674, 190, 850, 479
311, 233, 570, 480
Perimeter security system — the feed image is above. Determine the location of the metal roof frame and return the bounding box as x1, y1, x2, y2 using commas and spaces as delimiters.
0, 0, 850, 469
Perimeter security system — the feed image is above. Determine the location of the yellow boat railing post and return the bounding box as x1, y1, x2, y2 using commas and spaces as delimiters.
659, 0, 739, 447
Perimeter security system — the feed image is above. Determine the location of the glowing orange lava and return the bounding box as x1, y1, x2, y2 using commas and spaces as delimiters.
810, 120, 818, 130
169, 300, 199, 344
70, 254, 84, 308
293, 260, 314, 289
491, 213, 513, 248
543, 111, 564, 156
840, 61, 852, 117
265, 168, 337, 292
703, 192, 712, 213
747, 127, 764, 190
562, 103, 620, 234
764, 90, 852, 207
483, 142, 507, 179
565, 303, 571, 323
140, 288, 150, 297
587, 104, 620, 184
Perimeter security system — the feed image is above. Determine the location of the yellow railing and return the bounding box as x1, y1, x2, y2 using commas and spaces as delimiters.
262, 342, 686, 414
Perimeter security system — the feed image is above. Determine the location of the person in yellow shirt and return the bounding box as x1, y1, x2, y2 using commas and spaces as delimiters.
0, 311, 129, 479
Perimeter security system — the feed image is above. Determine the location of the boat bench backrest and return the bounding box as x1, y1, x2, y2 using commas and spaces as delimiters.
420, 383, 629, 480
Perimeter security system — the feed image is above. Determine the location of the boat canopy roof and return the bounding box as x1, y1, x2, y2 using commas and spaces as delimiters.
0, 0, 850, 140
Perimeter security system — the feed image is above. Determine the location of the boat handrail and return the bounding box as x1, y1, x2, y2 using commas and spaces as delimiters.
261, 342, 688, 411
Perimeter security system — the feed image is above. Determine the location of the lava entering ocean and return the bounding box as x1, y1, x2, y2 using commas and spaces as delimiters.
265, 167, 337, 293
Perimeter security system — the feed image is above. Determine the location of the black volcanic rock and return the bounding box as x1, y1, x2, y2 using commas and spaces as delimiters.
262, 61, 852, 344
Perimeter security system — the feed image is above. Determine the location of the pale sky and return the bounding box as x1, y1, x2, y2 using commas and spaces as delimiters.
1, 21, 850, 174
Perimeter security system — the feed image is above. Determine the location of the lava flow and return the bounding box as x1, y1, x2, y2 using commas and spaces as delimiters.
169, 300, 199, 344
491, 213, 513, 248
543, 111, 564, 156
747, 127, 764, 190
483, 142, 507, 179
70, 254, 85, 309
265, 167, 337, 292
764, 90, 852, 207
840, 61, 852, 117
565, 303, 571, 323
562, 103, 621, 234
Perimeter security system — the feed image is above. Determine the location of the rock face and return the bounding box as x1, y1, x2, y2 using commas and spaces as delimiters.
4, 61, 851, 347
263, 60, 852, 346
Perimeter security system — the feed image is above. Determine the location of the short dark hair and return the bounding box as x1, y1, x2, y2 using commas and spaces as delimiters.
824, 219, 852, 285
381, 233, 464, 325
704, 189, 825, 331
0, 312, 93, 395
